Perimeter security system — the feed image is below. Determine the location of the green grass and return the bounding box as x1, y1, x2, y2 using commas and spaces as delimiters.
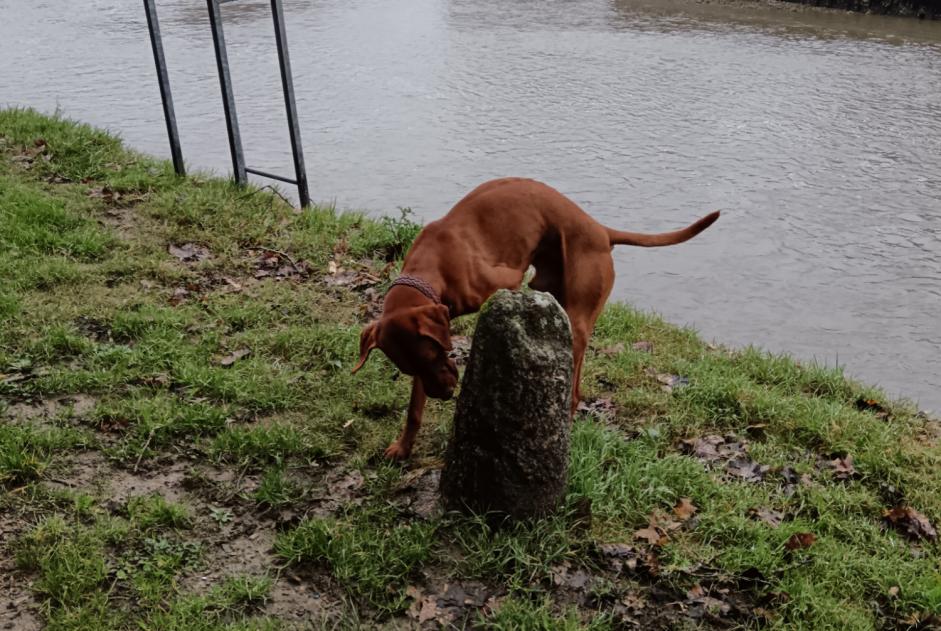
275, 504, 436, 613
1, 107, 940, 630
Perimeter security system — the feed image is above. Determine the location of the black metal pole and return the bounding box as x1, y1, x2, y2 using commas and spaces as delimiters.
270, 0, 310, 207
143, 0, 185, 176
206, 0, 247, 184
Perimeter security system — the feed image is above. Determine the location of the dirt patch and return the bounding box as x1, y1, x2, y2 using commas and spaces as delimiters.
104, 459, 193, 505
0, 578, 41, 631
267, 570, 344, 627
98, 205, 142, 241
391, 468, 442, 521
2, 394, 97, 423
0, 516, 41, 631
405, 577, 497, 628
44, 451, 192, 506
183, 523, 277, 593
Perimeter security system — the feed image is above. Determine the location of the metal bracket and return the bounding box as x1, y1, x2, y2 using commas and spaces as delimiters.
143, 0, 185, 176
143, 0, 310, 207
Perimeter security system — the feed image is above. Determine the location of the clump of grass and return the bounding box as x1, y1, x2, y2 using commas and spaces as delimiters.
275, 505, 435, 613
210, 422, 331, 467
14, 515, 110, 607
127, 494, 192, 531
0, 424, 89, 486
253, 466, 304, 508
94, 393, 229, 461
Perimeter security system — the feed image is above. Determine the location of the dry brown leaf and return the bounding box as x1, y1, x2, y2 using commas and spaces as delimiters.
168, 243, 210, 263
634, 526, 666, 546
726, 456, 769, 482
784, 532, 816, 550
631, 340, 654, 353
748, 507, 785, 528
597, 342, 625, 356
673, 497, 697, 521
576, 397, 617, 419
883, 506, 938, 541
827, 454, 857, 481
169, 287, 189, 306
218, 348, 251, 367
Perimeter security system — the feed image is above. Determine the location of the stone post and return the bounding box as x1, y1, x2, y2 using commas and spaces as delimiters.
439, 290, 572, 519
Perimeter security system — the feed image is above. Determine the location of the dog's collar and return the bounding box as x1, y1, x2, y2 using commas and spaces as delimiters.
389, 274, 442, 305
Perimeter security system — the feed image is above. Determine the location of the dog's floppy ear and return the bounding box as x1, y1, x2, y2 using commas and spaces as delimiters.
352, 321, 380, 374
416, 304, 452, 352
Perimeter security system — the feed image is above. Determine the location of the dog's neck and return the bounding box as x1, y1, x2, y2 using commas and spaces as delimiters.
384, 273, 451, 315
390, 274, 441, 305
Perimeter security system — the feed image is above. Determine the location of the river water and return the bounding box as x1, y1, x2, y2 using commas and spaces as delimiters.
1, 0, 940, 411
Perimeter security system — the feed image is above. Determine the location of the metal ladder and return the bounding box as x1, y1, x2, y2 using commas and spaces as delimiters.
143, 0, 310, 207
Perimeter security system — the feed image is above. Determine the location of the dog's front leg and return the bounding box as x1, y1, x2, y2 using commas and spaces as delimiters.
384, 377, 426, 460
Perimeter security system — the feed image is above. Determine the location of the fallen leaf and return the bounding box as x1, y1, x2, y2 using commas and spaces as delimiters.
342, 418, 355, 429
883, 506, 937, 541
597, 542, 635, 558
576, 397, 617, 419
327, 260, 338, 275
775, 466, 812, 495
673, 497, 697, 521
855, 396, 890, 420
406, 586, 438, 623
168, 243, 210, 263
748, 507, 785, 528
598, 342, 625, 356
218, 349, 251, 367
169, 287, 189, 306
418, 598, 438, 623
681, 434, 747, 464
655, 372, 689, 392
784, 532, 816, 550
634, 526, 666, 546
620, 592, 647, 610
551, 563, 591, 590
447, 335, 472, 366
726, 456, 769, 482
888, 586, 900, 598
682, 435, 724, 461
631, 340, 654, 353
826, 454, 857, 481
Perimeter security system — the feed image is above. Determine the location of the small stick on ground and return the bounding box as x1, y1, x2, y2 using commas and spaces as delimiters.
258, 246, 302, 275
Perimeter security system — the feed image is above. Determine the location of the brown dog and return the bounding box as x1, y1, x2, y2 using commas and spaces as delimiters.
353, 178, 719, 460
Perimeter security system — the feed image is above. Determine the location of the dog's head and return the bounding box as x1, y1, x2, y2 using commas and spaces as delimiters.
352, 303, 458, 400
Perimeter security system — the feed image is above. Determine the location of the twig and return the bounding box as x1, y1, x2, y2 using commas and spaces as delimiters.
257, 246, 302, 275
133, 428, 156, 473
235, 184, 295, 209
259, 185, 294, 208
45, 477, 76, 488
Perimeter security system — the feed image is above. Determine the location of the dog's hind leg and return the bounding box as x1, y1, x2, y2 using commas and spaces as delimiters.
561, 253, 615, 413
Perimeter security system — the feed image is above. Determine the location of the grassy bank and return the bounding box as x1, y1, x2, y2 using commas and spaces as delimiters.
1, 108, 939, 630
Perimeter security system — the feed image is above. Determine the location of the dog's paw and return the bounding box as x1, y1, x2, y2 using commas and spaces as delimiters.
383, 441, 412, 461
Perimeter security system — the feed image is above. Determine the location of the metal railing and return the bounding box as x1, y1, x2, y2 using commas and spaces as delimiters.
143, 0, 310, 207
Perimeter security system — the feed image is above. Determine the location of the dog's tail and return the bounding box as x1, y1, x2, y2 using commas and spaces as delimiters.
606, 211, 720, 247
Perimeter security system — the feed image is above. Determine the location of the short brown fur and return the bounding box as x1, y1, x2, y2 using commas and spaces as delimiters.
354, 178, 719, 459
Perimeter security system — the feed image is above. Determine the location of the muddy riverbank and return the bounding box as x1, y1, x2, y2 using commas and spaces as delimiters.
784, 0, 940, 19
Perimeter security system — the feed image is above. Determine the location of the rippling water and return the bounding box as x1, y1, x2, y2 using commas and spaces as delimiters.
1, 0, 940, 410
